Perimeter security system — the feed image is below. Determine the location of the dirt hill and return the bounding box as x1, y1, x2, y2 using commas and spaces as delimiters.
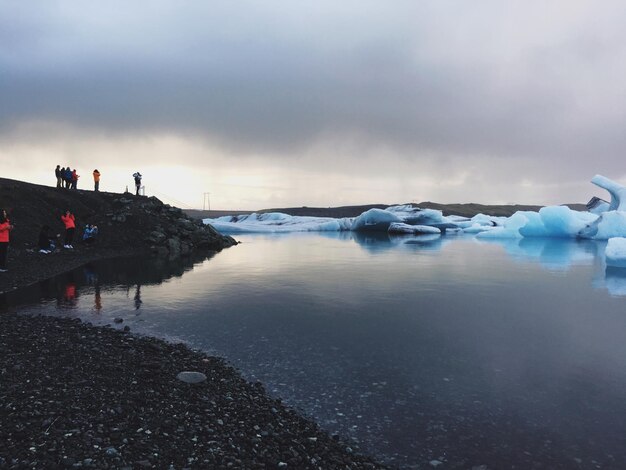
0, 178, 237, 293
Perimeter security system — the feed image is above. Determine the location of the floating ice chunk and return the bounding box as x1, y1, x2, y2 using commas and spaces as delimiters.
591, 175, 626, 212
517, 211, 552, 237
606, 237, 626, 268
538, 206, 595, 238
578, 211, 626, 240
478, 206, 597, 239
204, 213, 353, 233
352, 209, 402, 232
476, 212, 528, 239
388, 223, 441, 235
462, 224, 496, 234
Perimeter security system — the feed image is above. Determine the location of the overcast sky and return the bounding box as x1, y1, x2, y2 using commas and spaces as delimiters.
1, 1, 625, 210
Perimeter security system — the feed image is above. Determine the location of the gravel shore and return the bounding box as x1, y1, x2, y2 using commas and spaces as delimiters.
0, 312, 386, 469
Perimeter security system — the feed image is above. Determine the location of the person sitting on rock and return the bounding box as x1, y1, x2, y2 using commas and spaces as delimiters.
82, 224, 98, 245
38, 225, 59, 254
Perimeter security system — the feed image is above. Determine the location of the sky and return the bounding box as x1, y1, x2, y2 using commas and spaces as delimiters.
1, 1, 626, 210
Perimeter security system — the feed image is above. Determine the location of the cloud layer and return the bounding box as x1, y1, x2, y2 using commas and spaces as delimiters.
2, 1, 626, 207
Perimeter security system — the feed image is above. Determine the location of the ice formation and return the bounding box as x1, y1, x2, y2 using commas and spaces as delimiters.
204, 175, 626, 241
605, 238, 626, 268
388, 223, 441, 235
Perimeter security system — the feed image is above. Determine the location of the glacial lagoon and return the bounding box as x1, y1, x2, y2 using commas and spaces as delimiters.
4, 233, 626, 468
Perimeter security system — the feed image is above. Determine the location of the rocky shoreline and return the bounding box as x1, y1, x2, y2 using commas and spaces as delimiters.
0, 313, 385, 469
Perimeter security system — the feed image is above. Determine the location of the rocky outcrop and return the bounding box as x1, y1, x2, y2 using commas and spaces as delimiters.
105, 195, 238, 257
0, 178, 238, 293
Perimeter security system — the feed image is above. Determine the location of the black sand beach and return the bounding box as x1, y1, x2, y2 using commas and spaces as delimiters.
0, 312, 384, 469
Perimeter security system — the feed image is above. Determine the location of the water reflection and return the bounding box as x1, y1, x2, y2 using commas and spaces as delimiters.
352, 231, 446, 253
0, 251, 216, 312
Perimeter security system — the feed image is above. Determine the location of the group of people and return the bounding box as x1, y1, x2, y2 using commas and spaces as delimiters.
0, 207, 98, 272
38, 211, 98, 254
55, 166, 80, 189
2, 167, 145, 272
55, 166, 142, 195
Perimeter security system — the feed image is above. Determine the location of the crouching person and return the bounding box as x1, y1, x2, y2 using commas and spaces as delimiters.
83, 224, 98, 245
38, 225, 59, 254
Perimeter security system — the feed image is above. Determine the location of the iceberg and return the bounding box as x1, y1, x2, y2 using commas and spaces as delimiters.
204, 174, 626, 240
206, 212, 353, 233
591, 175, 626, 211
388, 223, 441, 235
605, 237, 626, 268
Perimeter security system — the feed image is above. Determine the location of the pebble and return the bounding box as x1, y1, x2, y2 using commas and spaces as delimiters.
176, 371, 208, 383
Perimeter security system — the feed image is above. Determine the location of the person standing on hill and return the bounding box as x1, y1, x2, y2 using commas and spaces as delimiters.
55, 165, 62, 188
0, 209, 14, 272
93, 169, 101, 192
64, 167, 72, 188
61, 210, 76, 249
71, 169, 79, 189
133, 172, 142, 196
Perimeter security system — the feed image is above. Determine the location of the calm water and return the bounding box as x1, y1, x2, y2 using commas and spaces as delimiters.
3, 233, 626, 468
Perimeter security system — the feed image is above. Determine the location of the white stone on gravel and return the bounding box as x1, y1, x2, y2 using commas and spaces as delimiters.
176, 371, 207, 383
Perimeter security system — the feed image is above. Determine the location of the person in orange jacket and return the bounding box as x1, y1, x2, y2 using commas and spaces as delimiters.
61, 209, 76, 249
71, 169, 79, 189
93, 169, 101, 192
0, 209, 14, 272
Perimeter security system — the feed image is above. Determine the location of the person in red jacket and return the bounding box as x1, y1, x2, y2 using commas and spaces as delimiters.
61, 210, 76, 249
0, 209, 14, 272
71, 169, 79, 189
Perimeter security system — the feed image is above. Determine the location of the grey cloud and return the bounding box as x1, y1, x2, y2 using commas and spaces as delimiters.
2, 1, 626, 182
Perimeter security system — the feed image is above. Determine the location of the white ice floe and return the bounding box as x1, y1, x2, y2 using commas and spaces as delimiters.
204, 174, 626, 240
605, 237, 626, 268
207, 212, 353, 233
388, 223, 441, 235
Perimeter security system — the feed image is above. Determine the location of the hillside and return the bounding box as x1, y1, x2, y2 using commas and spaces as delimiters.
0, 178, 237, 293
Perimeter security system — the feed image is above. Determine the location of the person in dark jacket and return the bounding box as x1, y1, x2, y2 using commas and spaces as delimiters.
133, 172, 142, 196
55, 165, 62, 188
64, 167, 72, 188
0, 209, 14, 272
38, 225, 59, 254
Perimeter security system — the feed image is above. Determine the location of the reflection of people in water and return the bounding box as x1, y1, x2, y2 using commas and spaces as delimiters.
94, 285, 102, 312
64, 283, 76, 300
57, 281, 78, 308
83, 264, 98, 285
83, 263, 102, 312
134, 284, 142, 310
